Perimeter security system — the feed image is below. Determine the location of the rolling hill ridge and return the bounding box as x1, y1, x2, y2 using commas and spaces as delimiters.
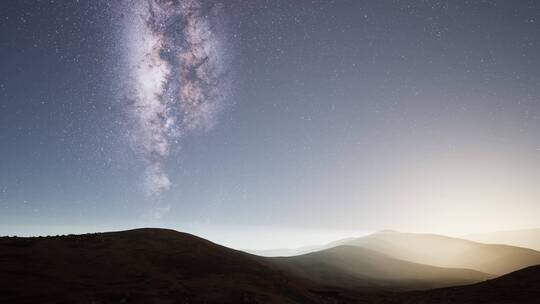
1, 228, 539, 303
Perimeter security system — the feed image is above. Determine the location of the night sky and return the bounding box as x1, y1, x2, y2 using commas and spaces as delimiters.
1, 0, 539, 249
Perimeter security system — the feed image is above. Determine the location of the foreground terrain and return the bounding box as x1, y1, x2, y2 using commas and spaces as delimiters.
1, 228, 539, 303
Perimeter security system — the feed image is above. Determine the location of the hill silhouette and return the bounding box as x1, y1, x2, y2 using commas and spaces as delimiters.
385, 265, 540, 304
0, 228, 326, 303
1, 228, 539, 303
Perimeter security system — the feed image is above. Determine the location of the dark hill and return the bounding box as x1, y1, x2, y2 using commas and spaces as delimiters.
386, 265, 540, 304
1, 228, 539, 304
0, 228, 327, 304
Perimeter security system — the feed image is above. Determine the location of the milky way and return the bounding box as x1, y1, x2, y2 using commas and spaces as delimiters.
120, 0, 229, 215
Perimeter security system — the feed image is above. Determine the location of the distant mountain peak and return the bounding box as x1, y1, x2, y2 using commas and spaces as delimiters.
377, 229, 399, 233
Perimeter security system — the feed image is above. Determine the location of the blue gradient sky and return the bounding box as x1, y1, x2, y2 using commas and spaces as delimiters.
1, 0, 539, 249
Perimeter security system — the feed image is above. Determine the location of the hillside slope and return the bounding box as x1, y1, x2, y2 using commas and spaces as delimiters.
271, 245, 491, 291
386, 265, 540, 304
342, 230, 540, 275
0, 228, 328, 304
2, 228, 538, 304
464, 228, 540, 251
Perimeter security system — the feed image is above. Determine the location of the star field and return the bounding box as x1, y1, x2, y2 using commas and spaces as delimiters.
0, 1, 539, 246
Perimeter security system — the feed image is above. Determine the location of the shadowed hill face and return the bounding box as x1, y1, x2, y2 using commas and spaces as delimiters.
387, 265, 540, 304
343, 231, 540, 275
0, 228, 327, 304
271, 245, 492, 291
1, 228, 539, 304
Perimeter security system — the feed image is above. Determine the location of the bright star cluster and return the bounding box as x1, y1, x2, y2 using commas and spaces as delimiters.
118, 0, 230, 215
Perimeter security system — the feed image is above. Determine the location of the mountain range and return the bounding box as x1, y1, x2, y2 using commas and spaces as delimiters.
1, 228, 539, 303
251, 229, 540, 275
